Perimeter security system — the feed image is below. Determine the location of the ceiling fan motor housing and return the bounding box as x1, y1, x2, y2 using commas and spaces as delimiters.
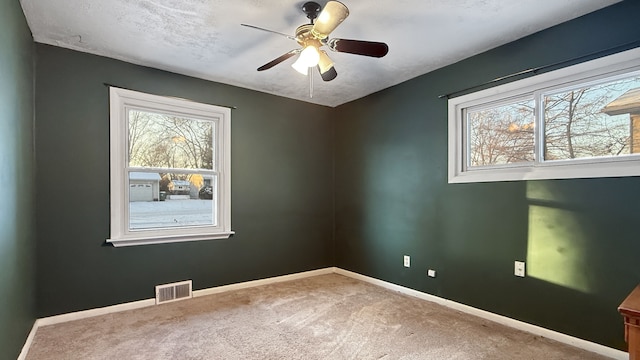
295, 24, 321, 48
302, 2, 322, 21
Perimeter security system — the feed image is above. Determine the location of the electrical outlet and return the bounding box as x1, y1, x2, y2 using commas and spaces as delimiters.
514, 261, 525, 277
427, 269, 436, 278
403, 255, 410, 268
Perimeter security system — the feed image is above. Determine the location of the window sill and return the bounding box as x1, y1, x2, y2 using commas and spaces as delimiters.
449, 157, 640, 183
106, 231, 235, 247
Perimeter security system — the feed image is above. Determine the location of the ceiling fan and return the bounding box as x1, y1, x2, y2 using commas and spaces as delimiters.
241, 1, 389, 83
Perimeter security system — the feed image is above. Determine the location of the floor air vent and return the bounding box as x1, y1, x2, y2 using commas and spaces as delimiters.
155, 280, 193, 305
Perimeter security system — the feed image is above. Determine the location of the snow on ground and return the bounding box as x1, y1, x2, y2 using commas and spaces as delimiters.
129, 199, 214, 229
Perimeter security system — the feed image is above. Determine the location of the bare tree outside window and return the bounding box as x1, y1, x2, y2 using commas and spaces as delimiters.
467, 99, 535, 167
128, 110, 214, 171
543, 77, 640, 161
465, 78, 640, 170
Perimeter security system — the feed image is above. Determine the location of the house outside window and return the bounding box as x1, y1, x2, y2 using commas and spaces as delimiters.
108, 87, 233, 247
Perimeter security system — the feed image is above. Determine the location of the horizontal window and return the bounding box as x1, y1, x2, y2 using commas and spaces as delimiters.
448, 47, 640, 183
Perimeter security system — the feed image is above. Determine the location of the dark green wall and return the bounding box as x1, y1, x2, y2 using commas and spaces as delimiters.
28, 0, 639, 353
0, 0, 35, 359
334, 0, 640, 350
34, 45, 334, 317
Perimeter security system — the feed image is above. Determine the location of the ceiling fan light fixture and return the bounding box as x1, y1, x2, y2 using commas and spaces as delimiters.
291, 60, 309, 75
291, 45, 320, 74
311, 1, 349, 39
317, 11, 331, 23
318, 50, 334, 74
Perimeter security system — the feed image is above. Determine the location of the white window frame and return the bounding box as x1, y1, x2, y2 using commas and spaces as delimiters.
448, 47, 640, 183
107, 87, 233, 247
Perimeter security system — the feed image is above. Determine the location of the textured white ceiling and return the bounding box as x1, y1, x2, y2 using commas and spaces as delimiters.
20, 0, 620, 107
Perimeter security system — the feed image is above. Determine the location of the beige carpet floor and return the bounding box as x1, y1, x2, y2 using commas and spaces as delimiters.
26, 274, 613, 359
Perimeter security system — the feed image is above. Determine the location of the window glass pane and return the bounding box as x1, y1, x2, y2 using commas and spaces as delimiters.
128, 110, 215, 170
467, 99, 535, 167
543, 76, 640, 161
128, 172, 217, 230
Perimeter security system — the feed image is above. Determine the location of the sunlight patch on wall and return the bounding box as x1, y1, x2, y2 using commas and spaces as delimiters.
526, 182, 592, 294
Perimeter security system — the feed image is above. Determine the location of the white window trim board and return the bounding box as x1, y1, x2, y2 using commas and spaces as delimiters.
448, 47, 640, 183
107, 87, 233, 246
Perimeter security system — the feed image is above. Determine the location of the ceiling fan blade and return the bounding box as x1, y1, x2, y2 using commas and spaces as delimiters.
311, 1, 349, 39
241, 24, 296, 41
327, 38, 389, 58
318, 66, 337, 81
257, 50, 300, 71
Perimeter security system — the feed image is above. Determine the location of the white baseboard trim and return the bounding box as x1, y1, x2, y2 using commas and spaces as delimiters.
193, 268, 334, 298
36, 298, 157, 327
333, 268, 627, 360
20, 267, 626, 360
33, 268, 333, 328
17, 321, 39, 360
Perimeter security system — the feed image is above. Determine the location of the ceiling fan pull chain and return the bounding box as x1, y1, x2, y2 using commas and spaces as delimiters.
309, 67, 314, 98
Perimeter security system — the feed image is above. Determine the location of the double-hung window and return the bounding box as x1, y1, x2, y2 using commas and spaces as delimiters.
448, 47, 640, 183
108, 87, 232, 247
